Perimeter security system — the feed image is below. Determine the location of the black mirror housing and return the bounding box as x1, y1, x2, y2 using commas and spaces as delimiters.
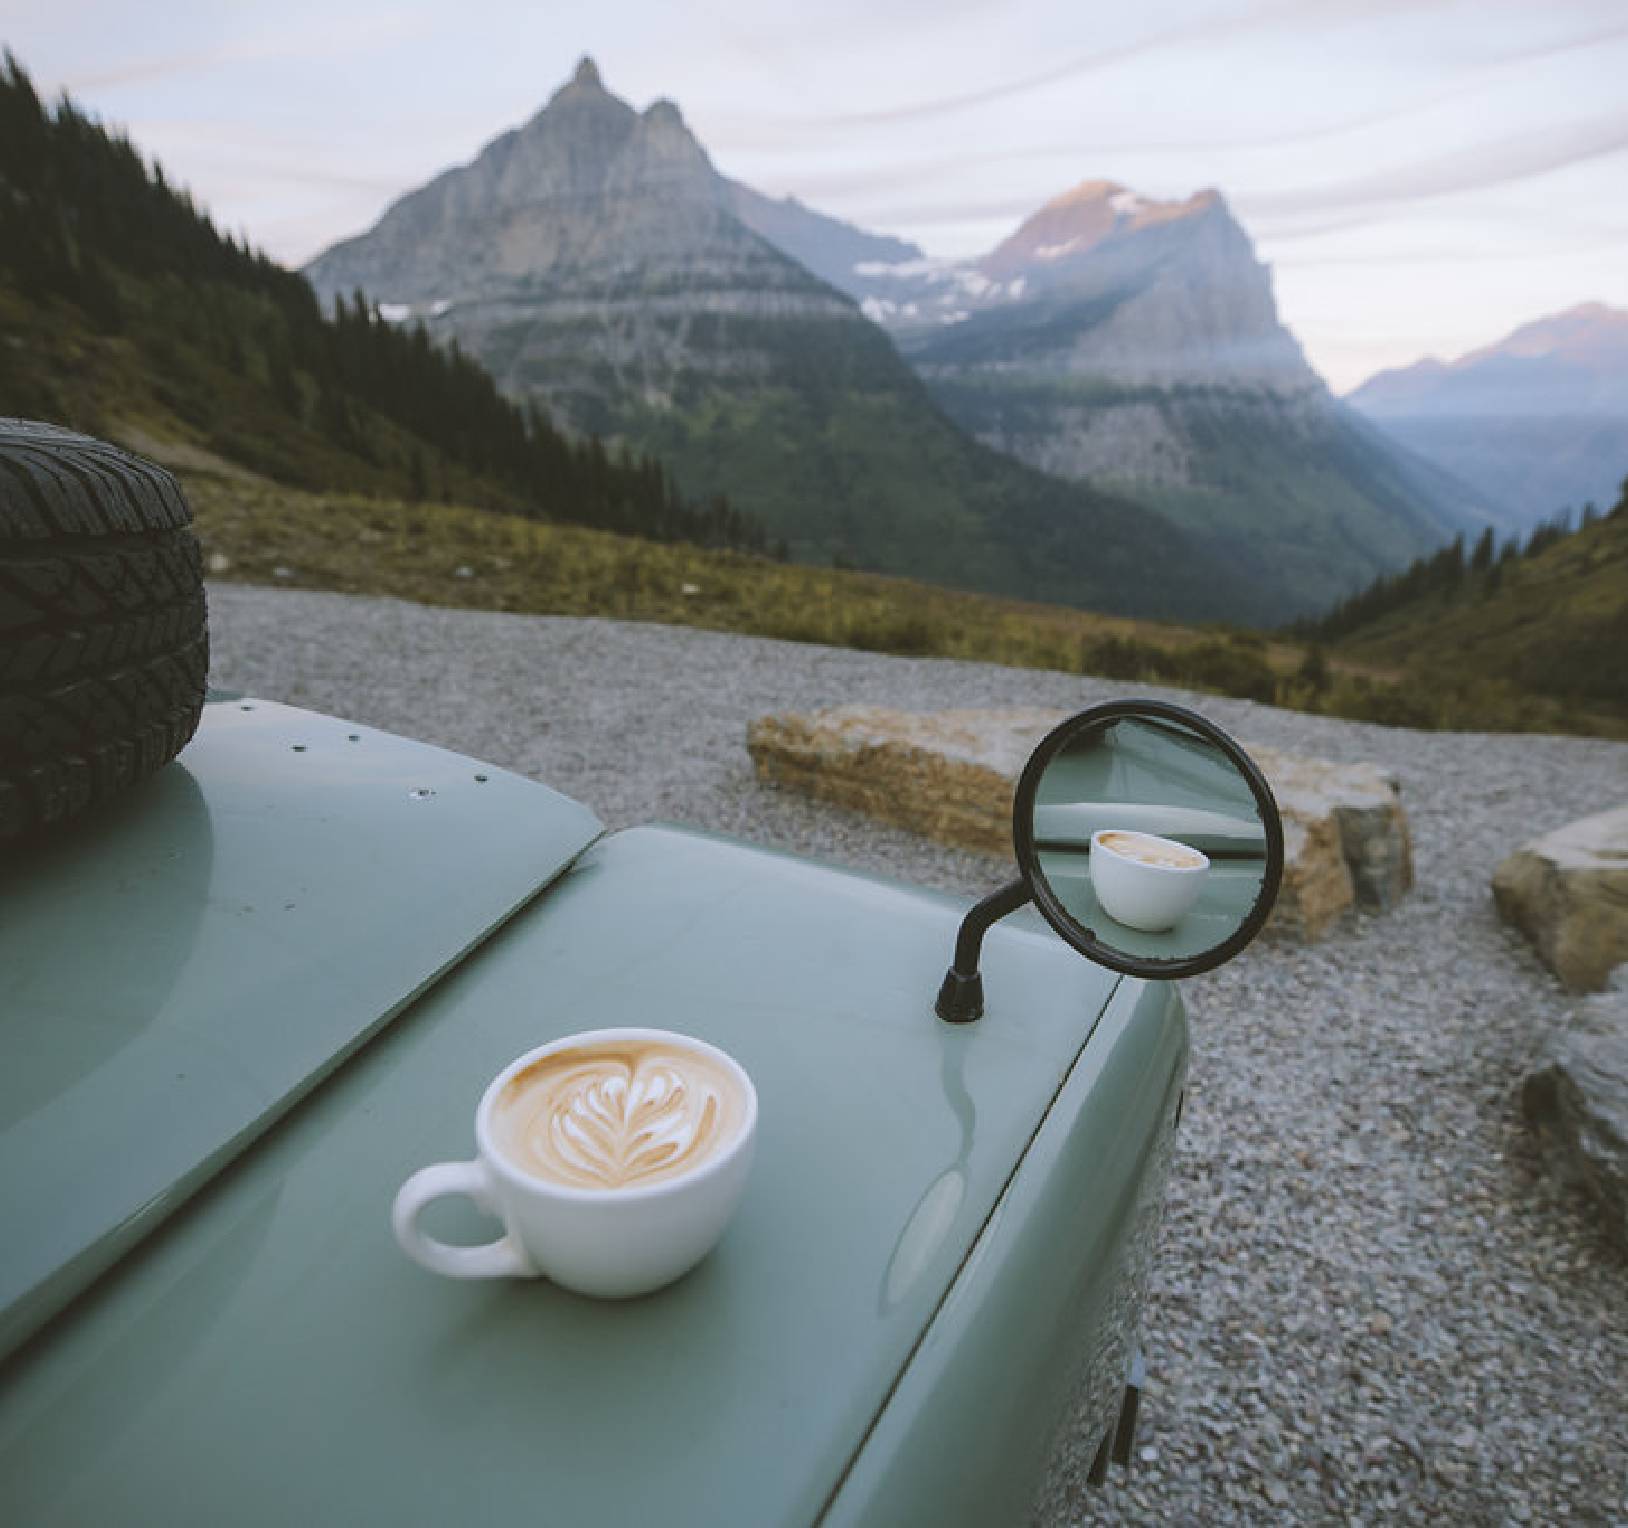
936, 699, 1284, 1021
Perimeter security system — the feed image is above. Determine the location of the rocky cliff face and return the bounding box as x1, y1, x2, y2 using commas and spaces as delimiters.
1347, 303, 1628, 527
847, 181, 1313, 384
835, 180, 1493, 609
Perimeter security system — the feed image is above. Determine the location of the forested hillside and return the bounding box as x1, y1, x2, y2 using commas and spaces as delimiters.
1295, 480, 1628, 729
0, 55, 765, 554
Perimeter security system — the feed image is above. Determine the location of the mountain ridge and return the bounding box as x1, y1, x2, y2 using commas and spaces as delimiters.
305, 59, 1276, 623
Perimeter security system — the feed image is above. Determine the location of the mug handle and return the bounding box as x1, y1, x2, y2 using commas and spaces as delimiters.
392, 1161, 538, 1279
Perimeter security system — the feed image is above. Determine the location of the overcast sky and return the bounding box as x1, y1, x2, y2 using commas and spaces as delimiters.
6, 0, 1626, 390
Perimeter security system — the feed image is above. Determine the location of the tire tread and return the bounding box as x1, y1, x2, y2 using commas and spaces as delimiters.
0, 419, 209, 840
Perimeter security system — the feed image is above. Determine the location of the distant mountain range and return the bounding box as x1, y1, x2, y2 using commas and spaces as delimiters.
305, 59, 1270, 622
306, 58, 1495, 620
1347, 303, 1628, 530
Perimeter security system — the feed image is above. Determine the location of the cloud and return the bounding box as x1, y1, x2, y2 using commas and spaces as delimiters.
188, 159, 404, 195
754, 0, 1529, 128
64, 10, 433, 92
1094, 15, 1628, 156
841, 191, 1048, 231
1239, 110, 1628, 218
703, 0, 1627, 143
1273, 233, 1628, 269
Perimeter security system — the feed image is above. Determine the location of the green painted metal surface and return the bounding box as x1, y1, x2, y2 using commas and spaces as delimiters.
0, 824, 1122, 1528
0, 698, 601, 1361
822, 979, 1188, 1526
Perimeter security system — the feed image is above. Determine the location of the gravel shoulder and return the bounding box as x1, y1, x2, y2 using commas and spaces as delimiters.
209, 583, 1628, 1526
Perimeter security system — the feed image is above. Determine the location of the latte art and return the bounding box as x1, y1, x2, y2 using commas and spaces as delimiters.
493, 1041, 747, 1191
1097, 830, 1205, 870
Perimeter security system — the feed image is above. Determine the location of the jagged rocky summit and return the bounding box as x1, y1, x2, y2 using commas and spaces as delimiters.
305, 57, 854, 420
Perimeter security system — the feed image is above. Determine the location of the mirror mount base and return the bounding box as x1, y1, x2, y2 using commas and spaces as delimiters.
936, 879, 1030, 1023
934, 968, 986, 1025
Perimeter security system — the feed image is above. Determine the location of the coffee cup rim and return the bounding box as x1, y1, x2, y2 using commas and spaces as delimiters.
475, 1027, 758, 1202
1090, 828, 1210, 875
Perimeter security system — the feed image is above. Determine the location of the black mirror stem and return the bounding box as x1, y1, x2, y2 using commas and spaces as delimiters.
935, 878, 1031, 1024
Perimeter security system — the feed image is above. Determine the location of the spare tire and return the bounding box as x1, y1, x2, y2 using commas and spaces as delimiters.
0, 419, 209, 840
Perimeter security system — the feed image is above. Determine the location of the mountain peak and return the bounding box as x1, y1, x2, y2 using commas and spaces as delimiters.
532, 55, 636, 138
543, 55, 615, 110
1497, 301, 1628, 362
1042, 179, 1127, 210
980, 179, 1228, 281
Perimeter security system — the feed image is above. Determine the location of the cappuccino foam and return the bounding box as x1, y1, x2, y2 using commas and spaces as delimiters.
1097, 831, 1205, 870
493, 1040, 747, 1191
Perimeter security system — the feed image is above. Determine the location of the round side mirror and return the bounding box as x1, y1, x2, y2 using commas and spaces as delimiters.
1013, 700, 1283, 979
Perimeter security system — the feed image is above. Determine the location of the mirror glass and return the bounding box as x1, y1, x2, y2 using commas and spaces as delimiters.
1022, 711, 1276, 969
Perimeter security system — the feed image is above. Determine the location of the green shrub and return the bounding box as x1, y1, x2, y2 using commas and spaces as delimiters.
1182, 640, 1278, 702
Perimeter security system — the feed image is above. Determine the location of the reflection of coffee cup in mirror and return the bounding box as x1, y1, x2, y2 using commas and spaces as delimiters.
392, 1029, 757, 1298
1090, 830, 1210, 932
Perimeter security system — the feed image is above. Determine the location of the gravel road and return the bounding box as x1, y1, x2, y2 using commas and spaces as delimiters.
210, 583, 1628, 1526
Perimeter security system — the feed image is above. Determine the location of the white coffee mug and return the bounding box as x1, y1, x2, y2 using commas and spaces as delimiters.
1089, 828, 1210, 932
392, 1028, 757, 1299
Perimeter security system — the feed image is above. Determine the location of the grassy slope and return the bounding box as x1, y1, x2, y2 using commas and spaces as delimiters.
101, 438, 1628, 740
180, 461, 1300, 675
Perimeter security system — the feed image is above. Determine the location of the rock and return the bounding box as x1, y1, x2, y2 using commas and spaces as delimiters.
1273, 814, 1355, 945
1521, 983, 1628, 1245
746, 705, 1414, 942
1493, 807, 1628, 993
1242, 746, 1413, 915
746, 706, 1060, 856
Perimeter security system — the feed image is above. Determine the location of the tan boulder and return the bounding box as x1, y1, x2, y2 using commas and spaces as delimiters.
746, 705, 1414, 944
1492, 807, 1628, 992
1244, 746, 1414, 919
745, 706, 1058, 856
1271, 814, 1355, 944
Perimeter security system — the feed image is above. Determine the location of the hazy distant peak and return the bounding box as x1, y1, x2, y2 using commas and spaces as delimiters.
1493, 302, 1628, 362
1355, 302, 1628, 389
1344, 300, 1628, 524
571, 56, 603, 90
644, 97, 683, 126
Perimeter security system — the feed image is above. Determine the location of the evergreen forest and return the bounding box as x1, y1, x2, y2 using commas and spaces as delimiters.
1292, 478, 1628, 719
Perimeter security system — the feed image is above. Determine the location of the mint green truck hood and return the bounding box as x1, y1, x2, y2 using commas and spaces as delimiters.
0, 698, 601, 1360
0, 702, 1129, 1527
